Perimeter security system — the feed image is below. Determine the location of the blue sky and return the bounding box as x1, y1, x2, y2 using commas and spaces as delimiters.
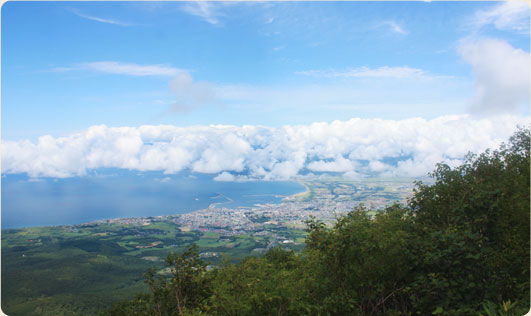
1, 1, 530, 180
3, 1, 529, 140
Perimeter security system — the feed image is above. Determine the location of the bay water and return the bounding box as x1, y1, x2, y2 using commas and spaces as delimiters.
1, 169, 305, 229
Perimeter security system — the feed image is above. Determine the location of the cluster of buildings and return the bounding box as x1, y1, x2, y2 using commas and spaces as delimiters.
173, 199, 362, 233
79, 179, 415, 238
168, 179, 415, 234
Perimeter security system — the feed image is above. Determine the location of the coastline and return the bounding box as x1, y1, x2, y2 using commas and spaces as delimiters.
283, 179, 311, 201
1, 177, 306, 230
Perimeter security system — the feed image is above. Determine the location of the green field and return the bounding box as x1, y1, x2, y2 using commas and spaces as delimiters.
1, 219, 306, 316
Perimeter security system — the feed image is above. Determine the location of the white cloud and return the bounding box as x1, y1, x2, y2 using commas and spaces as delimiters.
458, 38, 530, 115
54, 61, 184, 77
470, 0, 530, 33
307, 156, 357, 173
2, 115, 528, 180
368, 160, 389, 173
214, 171, 236, 182
70, 9, 134, 27
296, 66, 438, 79
191, 133, 251, 173
383, 20, 408, 35
180, 1, 221, 25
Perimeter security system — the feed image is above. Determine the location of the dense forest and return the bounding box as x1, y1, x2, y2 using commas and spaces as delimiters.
101, 128, 530, 316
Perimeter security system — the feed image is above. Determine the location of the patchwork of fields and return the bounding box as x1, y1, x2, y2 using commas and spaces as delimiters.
1, 219, 306, 316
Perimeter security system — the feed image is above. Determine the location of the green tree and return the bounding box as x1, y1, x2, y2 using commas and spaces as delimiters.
102, 244, 211, 316
407, 127, 530, 315
207, 247, 306, 316
303, 204, 415, 315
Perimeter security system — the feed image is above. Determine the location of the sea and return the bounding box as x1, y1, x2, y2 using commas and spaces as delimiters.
1, 169, 305, 229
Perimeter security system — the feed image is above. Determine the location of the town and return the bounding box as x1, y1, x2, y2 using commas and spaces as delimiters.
89, 177, 419, 248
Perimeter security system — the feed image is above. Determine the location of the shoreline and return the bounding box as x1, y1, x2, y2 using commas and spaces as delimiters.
283, 179, 311, 201
1, 180, 307, 230
2, 177, 419, 230
208, 193, 234, 208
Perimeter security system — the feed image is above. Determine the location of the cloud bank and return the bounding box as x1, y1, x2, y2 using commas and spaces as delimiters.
3, 115, 528, 180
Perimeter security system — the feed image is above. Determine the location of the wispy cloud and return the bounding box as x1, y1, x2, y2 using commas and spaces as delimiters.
53, 62, 218, 114
70, 9, 134, 27
296, 66, 435, 79
168, 72, 218, 112
469, 0, 530, 33
53, 61, 184, 77
180, 1, 222, 25
383, 20, 408, 35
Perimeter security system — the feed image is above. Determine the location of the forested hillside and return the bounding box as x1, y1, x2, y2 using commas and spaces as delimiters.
102, 128, 530, 316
